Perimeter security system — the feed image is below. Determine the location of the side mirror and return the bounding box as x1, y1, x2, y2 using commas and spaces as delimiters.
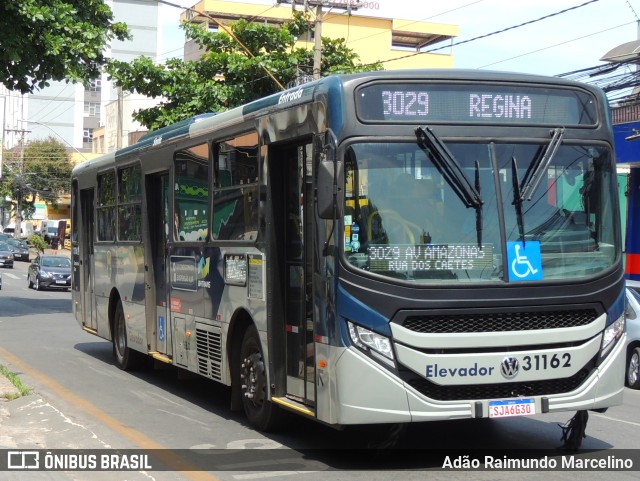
315, 131, 338, 220
316, 160, 334, 219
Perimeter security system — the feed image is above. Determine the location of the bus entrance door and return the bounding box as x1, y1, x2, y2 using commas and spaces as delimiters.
78, 187, 96, 330
145, 172, 172, 362
283, 144, 315, 406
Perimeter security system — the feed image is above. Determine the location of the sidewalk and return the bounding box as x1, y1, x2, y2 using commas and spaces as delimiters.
28, 247, 71, 260
0, 373, 20, 400
0, 368, 183, 480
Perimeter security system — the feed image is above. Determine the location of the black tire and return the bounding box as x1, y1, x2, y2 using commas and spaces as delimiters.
34, 277, 42, 291
27, 275, 33, 289
627, 347, 640, 389
239, 325, 282, 431
112, 299, 144, 370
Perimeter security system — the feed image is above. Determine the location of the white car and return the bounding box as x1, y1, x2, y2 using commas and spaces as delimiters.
624, 282, 640, 389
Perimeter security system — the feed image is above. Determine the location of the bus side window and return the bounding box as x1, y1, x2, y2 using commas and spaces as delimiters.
213, 132, 260, 241
174, 143, 210, 242
97, 171, 116, 241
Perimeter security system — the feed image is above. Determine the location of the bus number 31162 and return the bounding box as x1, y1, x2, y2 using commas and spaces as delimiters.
522, 353, 572, 371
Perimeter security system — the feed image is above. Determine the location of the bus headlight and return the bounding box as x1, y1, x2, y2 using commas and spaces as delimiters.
347, 321, 395, 367
599, 313, 625, 361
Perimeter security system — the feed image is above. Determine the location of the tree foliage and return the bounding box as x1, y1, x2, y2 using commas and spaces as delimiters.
0, 137, 73, 220
0, 0, 129, 94
107, 12, 382, 130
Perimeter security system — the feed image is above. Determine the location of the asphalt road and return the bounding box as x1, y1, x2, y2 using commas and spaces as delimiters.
0, 256, 639, 481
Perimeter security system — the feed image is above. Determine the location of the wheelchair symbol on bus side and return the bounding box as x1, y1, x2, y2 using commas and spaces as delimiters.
507, 241, 543, 281
158, 316, 166, 342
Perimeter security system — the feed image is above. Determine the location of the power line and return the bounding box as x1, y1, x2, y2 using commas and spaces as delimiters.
343, 0, 485, 47
156, 0, 286, 90
478, 21, 634, 69
626, 0, 640, 21
360, 0, 602, 69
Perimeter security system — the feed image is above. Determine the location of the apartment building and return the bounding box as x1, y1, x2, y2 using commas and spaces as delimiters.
182, 1, 458, 70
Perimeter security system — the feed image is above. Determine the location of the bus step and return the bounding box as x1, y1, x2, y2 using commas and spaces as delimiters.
148, 351, 172, 364
271, 397, 315, 417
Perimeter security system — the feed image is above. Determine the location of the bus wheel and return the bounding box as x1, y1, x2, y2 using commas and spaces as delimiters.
239, 325, 282, 431
113, 299, 142, 371
627, 347, 640, 389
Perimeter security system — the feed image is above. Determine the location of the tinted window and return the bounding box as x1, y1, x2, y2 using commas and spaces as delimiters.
213, 132, 259, 241
174, 143, 210, 242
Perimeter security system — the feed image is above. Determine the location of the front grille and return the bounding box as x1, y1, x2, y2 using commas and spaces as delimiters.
402, 309, 598, 334
403, 367, 594, 401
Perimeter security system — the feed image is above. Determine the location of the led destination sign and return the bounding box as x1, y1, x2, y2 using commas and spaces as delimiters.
357, 83, 597, 125
368, 244, 494, 273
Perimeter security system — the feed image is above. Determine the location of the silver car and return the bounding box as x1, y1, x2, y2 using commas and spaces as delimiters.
624, 283, 640, 389
27, 254, 71, 291
7, 239, 29, 262
0, 242, 14, 268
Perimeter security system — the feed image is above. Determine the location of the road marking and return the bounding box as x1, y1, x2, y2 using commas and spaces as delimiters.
592, 411, 640, 428
233, 471, 319, 479
3, 272, 22, 280
0, 346, 220, 481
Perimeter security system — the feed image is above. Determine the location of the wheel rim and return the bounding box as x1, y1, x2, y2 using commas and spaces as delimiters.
241, 351, 267, 409
629, 351, 640, 386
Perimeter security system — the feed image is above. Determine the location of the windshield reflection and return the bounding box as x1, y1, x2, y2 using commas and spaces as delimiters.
343, 142, 616, 283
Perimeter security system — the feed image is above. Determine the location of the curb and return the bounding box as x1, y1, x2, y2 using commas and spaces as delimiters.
0, 372, 21, 401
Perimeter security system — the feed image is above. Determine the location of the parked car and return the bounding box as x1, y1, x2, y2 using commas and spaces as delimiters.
0, 242, 14, 268
0, 272, 2, 289
624, 284, 640, 389
7, 239, 30, 262
2, 221, 34, 239
27, 254, 71, 291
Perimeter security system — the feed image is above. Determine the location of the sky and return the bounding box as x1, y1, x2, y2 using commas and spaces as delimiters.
157, 0, 639, 77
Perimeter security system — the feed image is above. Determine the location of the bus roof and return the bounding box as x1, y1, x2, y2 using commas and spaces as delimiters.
73, 69, 606, 176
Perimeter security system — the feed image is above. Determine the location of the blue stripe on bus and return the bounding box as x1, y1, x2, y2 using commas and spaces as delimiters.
337, 284, 390, 337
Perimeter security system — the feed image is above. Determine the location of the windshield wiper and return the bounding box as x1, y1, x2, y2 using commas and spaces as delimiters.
473, 159, 483, 247
512, 156, 526, 242
520, 127, 565, 201
512, 127, 565, 243
415, 126, 483, 246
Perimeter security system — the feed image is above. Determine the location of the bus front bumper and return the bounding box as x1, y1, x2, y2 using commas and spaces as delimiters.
318, 336, 626, 425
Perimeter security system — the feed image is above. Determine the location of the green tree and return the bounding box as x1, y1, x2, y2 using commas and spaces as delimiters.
0, 137, 73, 220
0, 0, 129, 94
107, 12, 382, 130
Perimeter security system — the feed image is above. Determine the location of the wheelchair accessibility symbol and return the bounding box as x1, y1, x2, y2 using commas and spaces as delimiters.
507, 241, 543, 281
158, 315, 166, 342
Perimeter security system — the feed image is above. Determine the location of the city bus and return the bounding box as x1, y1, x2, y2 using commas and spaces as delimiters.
71, 70, 626, 442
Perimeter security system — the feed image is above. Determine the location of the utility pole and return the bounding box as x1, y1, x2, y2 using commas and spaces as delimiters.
116, 86, 123, 150
313, 3, 323, 80
4, 127, 29, 237
277, 1, 361, 80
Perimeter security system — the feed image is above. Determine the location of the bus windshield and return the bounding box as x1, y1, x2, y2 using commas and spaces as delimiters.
343, 140, 617, 283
